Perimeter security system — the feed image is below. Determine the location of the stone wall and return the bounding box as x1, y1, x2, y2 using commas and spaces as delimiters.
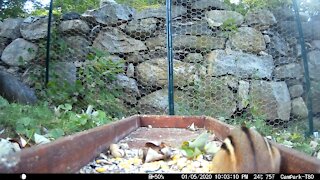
1, 0, 320, 125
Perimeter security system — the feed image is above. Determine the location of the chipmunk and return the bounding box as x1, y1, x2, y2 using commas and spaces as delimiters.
211, 126, 281, 173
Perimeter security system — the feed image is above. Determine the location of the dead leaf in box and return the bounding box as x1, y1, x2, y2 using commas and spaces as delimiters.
145, 141, 162, 149
19, 136, 28, 148
160, 146, 174, 159
109, 144, 125, 158
145, 141, 167, 149
187, 123, 198, 131
144, 147, 165, 163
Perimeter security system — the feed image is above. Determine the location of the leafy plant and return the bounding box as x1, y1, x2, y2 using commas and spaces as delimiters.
220, 18, 239, 37
224, 0, 292, 15
53, 104, 113, 136
0, 100, 116, 142
35, 27, 71, 64
76, 48, 126, 117
53, 0, 100, 14
116, 0, 163, 11
0, 102, 55, 139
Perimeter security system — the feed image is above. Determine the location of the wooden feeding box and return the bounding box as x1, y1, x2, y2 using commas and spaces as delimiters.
0, 115, 320, 173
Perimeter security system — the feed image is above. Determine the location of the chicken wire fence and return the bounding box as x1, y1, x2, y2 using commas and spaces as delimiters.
1, 0, 319, 136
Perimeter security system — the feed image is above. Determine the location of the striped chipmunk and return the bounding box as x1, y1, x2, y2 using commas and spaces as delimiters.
211, 126, 281, 173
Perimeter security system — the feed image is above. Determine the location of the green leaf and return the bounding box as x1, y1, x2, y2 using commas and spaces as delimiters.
48, 128, 65, 139
18, 117, 32, 126
16, 123, 25, 134
181, 144, 195, 158
188, 132, 210, 150
58, 104, 73, 113
193, 147, 202, 157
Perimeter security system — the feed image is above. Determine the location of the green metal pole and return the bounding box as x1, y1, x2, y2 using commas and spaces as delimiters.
292, 0, 314, 136
45, 0, 54, 86
166, 0, 174, 115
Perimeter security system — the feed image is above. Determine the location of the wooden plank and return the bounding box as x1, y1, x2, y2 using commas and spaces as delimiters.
1, 115, 320, 173
203, 116, 233, 140
139, 115, 205, 128
204, 116, 320, 173
273, 143, 320, 173
0, 115, 140, 173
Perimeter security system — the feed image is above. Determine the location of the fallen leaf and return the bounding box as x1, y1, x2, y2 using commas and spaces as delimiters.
144, 147, 165, 163
145, 141, 162, 148
160, 146, 173, 159
187, 123, 197, 131
19, 136, 28, 148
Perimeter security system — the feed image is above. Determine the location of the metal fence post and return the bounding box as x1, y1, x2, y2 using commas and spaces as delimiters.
292, 0, 314, 136
166, 0, 174, 115
45, 0, 54, 86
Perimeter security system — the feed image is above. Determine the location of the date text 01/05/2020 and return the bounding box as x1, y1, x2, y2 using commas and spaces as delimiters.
150, 174, 316, 180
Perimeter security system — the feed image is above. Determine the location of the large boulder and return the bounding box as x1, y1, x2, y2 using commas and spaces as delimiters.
205, 10, 243, 28
114, 74, 140, 105
93, 28, 147, 53
49, 62, 77, 86
311, 80, 320, 114
291, 97, 308, 119
249, 80, 291, 121
59, 19, 90, 34
267, 34, 290, 57
273, 63, 303, 80
0, 37, 11, 56
0, 71, 37, 104
123, 18, 159, 40
145, 35, 225, 52
0, 18, 23, 40
136, 58, 200, 88
238, 80, 250, 110
289, 84, 304, 99
245, 9, 277, 30
82, 2, 135, 25
307, 50, 320, 81
230, 27, 266, 53
206, 50, 274, 79
1, 38, 38, 67
20, 16, 49, 41
64, 36, 91, 61
172, 20, 214, 36
137, 89, 185, 115
177, 77, 237, 118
